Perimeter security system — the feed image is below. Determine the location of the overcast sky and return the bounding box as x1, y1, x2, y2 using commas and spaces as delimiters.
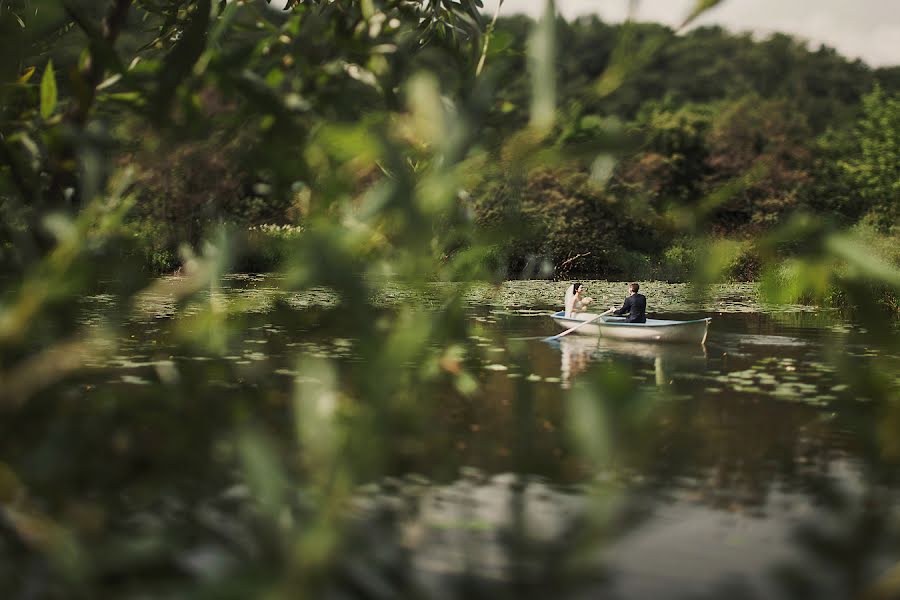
483, 0, 899, 67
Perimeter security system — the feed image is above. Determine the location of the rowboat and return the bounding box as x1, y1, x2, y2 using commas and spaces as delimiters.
550, 311, 711, 344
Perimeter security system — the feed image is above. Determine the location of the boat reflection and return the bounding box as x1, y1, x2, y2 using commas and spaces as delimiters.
557, 335, 708, 387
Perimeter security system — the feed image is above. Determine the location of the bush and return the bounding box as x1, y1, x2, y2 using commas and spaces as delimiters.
830, 219, 900, 314
123, 220, 181, 274
654, 238, 760, 283
759, 218, 900, 314
238, 224, 305, 272
121, 221, 306, 275
658, 241, 698, 282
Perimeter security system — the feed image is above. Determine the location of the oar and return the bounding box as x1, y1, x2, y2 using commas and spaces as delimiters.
544, 308, 615, 342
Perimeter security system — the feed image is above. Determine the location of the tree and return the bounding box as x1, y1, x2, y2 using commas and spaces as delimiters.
839, 86, 900, 231
702, 97, 812, 233
615, 100, 714, 207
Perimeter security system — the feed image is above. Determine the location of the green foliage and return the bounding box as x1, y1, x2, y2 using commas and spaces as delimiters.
802, 127, 865, 223
470, 165, 668, 278
622, 100, 715, 206
39, 60, 57, 119
803, 86, 900, 233
0, 1, 899, 597
746, 213, 900, 321
240, 224, 305, 272
824, 219, 900, 313
651, 238, 759, 283
465, 16, 898, 281
659, 241, 698, 281
123, 219, 180, 273
838, 86, 900, 231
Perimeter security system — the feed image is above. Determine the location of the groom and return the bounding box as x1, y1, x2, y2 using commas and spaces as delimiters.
611, 282, 646, 323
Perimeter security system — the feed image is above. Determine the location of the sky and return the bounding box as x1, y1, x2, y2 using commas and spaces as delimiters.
483, 0, 899, 67
262, 0, 898, 67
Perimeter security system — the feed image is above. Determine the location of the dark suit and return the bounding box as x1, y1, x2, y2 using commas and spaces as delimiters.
614, 293, 646, 323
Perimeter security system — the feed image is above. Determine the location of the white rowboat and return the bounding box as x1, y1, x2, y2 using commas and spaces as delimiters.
550, 311, 711, 344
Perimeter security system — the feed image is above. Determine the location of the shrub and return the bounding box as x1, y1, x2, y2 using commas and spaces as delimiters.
239, 224, 305, 272
123, 220, 180, 274
659, 241, 698, 282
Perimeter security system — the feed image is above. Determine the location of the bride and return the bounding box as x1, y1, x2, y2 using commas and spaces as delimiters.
564, 283, 594, 317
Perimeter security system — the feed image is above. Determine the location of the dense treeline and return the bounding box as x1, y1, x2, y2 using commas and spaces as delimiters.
467, 16, 899, 280
126, 14, 897, 280
1, 7, 898, 284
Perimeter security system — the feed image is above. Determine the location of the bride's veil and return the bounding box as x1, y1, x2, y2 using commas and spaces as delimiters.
564, 284, 576, 317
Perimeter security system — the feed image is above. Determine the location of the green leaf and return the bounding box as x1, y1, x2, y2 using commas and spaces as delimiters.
826, 234, 900, 290
18, 66, 35, 84
487, 30, 513, 56
528, 0, 556, 131
40, 60, 58, 119
594, 30, 666, 98
237, 429, 288, 520
680, 0, 724, 29
361, 0, 375, 20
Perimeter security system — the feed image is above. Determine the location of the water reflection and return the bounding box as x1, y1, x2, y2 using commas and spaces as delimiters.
3, 280, 898, 599
349, 454, 897, 599
557, 336, 594, 388
555, 335, 708, 388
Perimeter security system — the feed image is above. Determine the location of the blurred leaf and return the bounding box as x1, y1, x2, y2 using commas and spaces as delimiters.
361, 0, 375, 20
209, 0, 241, 47
488, 29, 513, 56
594, 30, 666, 98
2, 506, 84, 580
42, 212, 77, 244
826, 234, 900, 289
0, 338, 111, 409
0, 185, 135, 349
696, 160, 769, 218
696, 238, 749, 283
406, 72, 446, 147
0, 462, 23, 504
238, 430, 288, 521
528, 0, 556, 131
569, 383, 610, 468
315, 125, 382, 170
293, 358, 341, 472
18, 66, 36, 84
590, 154, 617, 186
759, 257, 832, 305
40, 60, 58, 119
680, 0, 724, 28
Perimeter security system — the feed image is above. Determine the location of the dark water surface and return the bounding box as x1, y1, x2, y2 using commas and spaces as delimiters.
3, 275, 899, 599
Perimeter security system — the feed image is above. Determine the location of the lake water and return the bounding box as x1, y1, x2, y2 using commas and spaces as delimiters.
3, 276, 899, 599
